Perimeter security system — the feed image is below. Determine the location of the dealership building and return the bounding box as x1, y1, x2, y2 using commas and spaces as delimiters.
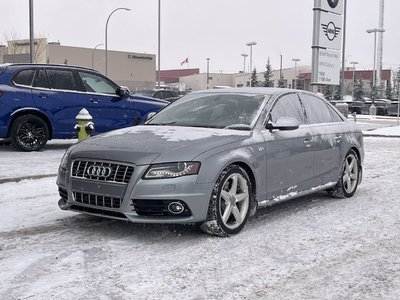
0, 38, 156, 90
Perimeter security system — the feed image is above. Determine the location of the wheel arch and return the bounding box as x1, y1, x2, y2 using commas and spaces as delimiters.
231, 161, 257, 198
8, 108, 53, 140
349, 146, 361, 161
349, 146, 363, 183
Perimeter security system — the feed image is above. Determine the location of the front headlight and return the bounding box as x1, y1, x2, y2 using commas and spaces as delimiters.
143, 162, 200, 179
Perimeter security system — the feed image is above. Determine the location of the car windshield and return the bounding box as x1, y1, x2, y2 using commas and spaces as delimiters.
147, 92, 268, 129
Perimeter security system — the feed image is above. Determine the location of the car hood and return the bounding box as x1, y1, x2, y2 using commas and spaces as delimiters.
72, 125, 252, 165
128, 94, 169, 106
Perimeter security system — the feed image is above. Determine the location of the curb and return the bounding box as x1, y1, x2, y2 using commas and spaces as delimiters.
362, 134, 400, 138
0, 174, 57, 184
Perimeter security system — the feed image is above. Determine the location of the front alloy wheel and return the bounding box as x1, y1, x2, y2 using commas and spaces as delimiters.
200, 165, 251, 236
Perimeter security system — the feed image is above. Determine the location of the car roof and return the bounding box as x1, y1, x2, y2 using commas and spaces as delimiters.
1, 63, 96, 72
191, 87, 320, 98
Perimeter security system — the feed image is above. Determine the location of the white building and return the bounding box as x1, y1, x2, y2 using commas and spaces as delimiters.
178, 66, 311, 91
0, 38, 156, 90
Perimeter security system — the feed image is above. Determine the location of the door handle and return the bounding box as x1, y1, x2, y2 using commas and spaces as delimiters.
334, 135, 342, 143
304, 138, 313, 147
38, 94, 48, 99
90, 98, 100, 103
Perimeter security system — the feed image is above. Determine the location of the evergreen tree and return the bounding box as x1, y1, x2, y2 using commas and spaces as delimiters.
369, 81, 379, 100
251, 68, 260, 87
394, 69, 400, 100
353, 77, 364, 101
324, 86, 333, 100
332, 85, 341, 100
263, 58, 274, 87
385, 81, 393, 100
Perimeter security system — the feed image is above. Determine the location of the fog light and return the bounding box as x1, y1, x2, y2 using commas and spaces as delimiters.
168, 202, 184, 214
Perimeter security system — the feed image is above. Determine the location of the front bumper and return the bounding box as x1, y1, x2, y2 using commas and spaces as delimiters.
56, 162, 213, 224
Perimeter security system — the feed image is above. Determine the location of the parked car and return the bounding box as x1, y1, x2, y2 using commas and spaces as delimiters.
57, 88, 364, 237
0, 63, 168, 151
135, 89, 181, 102
348, 101, 363, 114
387, 101, 399, 116
360, 99, 391, 116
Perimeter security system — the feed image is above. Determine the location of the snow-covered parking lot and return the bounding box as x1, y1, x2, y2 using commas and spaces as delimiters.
1, 121, 400, 299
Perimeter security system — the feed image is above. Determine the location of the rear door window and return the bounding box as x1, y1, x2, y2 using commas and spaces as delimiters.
78, 72, 118, 95
300, 94, 335, 124
326, 103, 344, 122
12, 69, 35, 86
33, 69, 50, 89
46, 69, 79, 91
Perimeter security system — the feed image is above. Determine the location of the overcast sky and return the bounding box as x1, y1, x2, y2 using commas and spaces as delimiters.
1, 0, 399, 74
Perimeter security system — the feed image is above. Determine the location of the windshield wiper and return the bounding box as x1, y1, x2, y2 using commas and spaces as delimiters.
147, 121, 176, 126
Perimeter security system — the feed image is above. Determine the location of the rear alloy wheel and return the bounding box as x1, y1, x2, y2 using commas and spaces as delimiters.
328, 150, 360, 198
200, 165, 251, 237
10, 114, 49, 151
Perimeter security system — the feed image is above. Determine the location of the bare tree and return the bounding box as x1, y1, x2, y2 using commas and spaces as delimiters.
2, 32, 47, 63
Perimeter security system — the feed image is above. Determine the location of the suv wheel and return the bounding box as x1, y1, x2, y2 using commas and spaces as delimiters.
10, 114, 49, 151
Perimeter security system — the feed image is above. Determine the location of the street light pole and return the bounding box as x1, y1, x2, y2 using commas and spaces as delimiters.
292, 58, 300, 89
350, 61, 358, 100
366, 28, 385, 102
341, 0, 347, 99
241, 53, 248, 73
92, 43, 104, 69
29, 0, 34, 63
397, 71, 400, 126
157, 0, 161, 88
105, 7, 130, 76
206, 58, 210, 89
246, 41, 257, 87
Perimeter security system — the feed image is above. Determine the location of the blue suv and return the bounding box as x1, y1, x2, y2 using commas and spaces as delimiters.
0, 64, 168, 151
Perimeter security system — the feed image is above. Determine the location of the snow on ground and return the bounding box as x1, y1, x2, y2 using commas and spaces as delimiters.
0, 123, 400, 299
363, 125, 400, 137
0, 139, 76, 182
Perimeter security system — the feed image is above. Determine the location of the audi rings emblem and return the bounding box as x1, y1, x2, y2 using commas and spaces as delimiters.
86, 165, 113, 178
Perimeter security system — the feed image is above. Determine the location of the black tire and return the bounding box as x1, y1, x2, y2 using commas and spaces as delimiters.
200, 165, 252, 237
10, 114, 49, 151
327, 150, 360, 198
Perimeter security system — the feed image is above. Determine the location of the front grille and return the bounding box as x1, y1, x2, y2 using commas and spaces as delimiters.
59, 187, 68, 201
70, 205, 127, 219
71, 159, 134, 183
74, 191, 123, 208
131, 199, 191, 217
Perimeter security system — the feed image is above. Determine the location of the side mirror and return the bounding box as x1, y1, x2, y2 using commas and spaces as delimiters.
266, 116, 300, 131
117, 86, 130, 99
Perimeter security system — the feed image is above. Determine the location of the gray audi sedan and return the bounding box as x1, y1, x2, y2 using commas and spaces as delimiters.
57, 88, 364, 236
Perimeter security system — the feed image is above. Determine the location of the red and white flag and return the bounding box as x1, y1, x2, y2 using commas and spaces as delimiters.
181, 57, 189, 66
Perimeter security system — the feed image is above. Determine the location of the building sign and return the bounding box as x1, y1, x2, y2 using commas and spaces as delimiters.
128, 54, 153, 60
313, 49, 341, 85
319, 12, 342, 50
311, 0, 343, 86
